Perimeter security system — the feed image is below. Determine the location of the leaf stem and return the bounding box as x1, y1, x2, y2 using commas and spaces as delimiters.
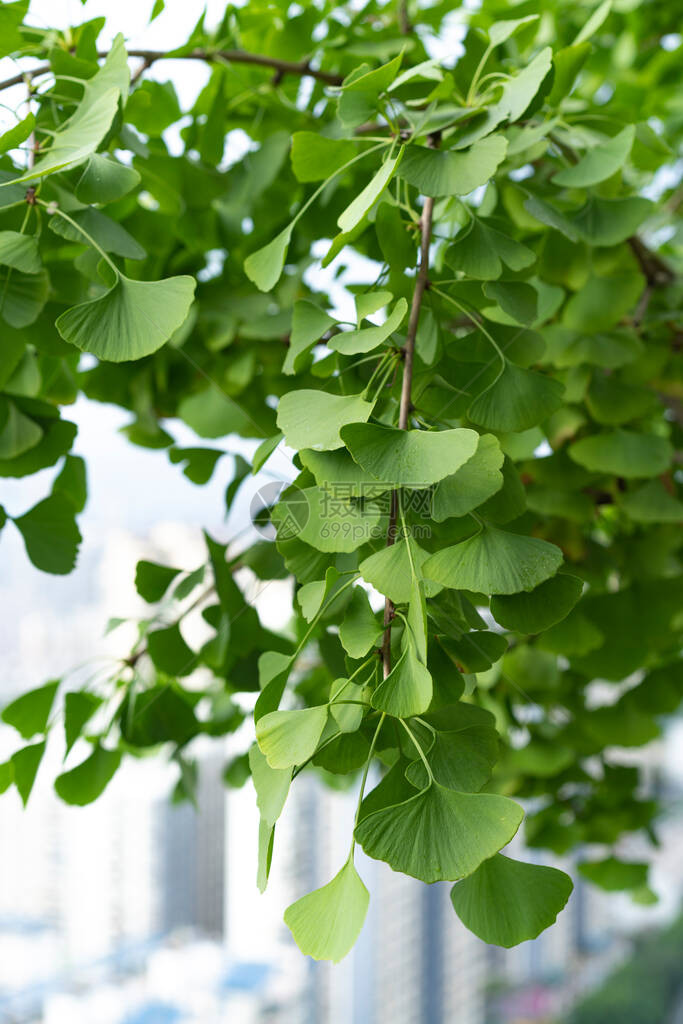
38, 200, 119, 275
400, 719, 434, 784
352, 712, 386, 835
380, 136, 437, 679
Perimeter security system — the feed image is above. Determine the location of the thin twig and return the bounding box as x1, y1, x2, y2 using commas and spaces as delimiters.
0, 47, 343, 94
380, 136, 437, 679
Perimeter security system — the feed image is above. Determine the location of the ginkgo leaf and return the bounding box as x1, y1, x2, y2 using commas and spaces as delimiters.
2, 680, 59, 739
620, 480, 683, 523
498, 47, 552, 121
273, 486, 383, 553
488, 15, 539, 46
11, 741, 45, 806
575, 196, 653, 246
354, 781, 523, 883
277, 390, 374, 451
0, 402, 43, 459
0, 231, 41, 274
553, 125, 635, 188
424, 526, 563, 595
568, 429, 672, 479
337, 149, 403, 232
446, 219, 535, 280
398, 135, 508, 197
56, 272, 195, 362
284, 858, 369, 962
483, 281, 537, 325
283, 301, 336, 374
5, 89, 119, 185
256, 705, 328, 769
257, 819, 275, 893
75, 153, 141, 204
406, 704, 500, 792
468, 363, 564, 432
14, 494, 81, 575
339, 587, 382, 658
372, 633, 432, 717
341, 424, 478, 487
248, 743, 290, 826
244, 225, 293, 292
578, 856, 648, 892
290, 132, 357, 182
300, 447, 388, 497
64, 691, 103, 754
330, 298, 408, 355
360, 537, 442, 603
491, 574, 583, 633
55, 744, 122, 806
433, 434, 504, 520
450, 855, 573, 947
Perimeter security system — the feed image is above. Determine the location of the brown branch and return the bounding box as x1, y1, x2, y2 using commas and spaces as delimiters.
380, 140, 437, 679
398, 1, 413, 35
0, 47, 343, 94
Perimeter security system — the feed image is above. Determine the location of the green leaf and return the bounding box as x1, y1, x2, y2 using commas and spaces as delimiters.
0, 402, 43, 459
575, 196, 653, 246
5, 89, 119, 185
11, 741, 45, 806
126, 80, 181, 135
488, 16, 539, 46
355, 781, 523, 883
256, 706, 328, 769
55, 744, 122, 806
499, 47, 552, 121
135, 560, 181, 602
483, 281, 537, 325
284, 858, 369, 962
424, 526, 563, 595
432, 435, 504, 521
339, 587, 382, 658
553, 125, 635, 188
406, 704, 499, 792
257, 818, 275, 893
52, 455, 87, 513
0, 232, 41, 274
360, 537, 442, 604
620, 480, 683, 523
0, 113, 35, 154
491, 574, 583, 633
249, 743, 290, 826
398, 136, 508, 197
2, 681, 59, 739
56, 273, 196, 362
120, 685, 199, 747
244, 225, 293, 292
578, 856, 647, 892
337, 149, 403, 233
14, 494, 81, 574
1, 269, 49, 327
468, 363, 564, 432
273, 485, 382, 552
330, 297, 408, 355
548, 43, 591, 104
372, 633, 432, 717
341, 424, 479, 487
75, 154, 141, 204
147, 623, 197, 676
568, 429, 672, 479
562, 271, 644, 332
277, 390, 374, 451
290, 133, 357, 183
64, 691, 103, 754
283, 301, 336, 374
574, 0, 612, 45
450, 855, 573, 947
446, 219, 535, 280
300, 447, 388, 498
338, 55, 403, 127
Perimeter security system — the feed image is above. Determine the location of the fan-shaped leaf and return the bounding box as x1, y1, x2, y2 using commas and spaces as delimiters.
424, 526, 563, 595
278, 390, 374, 451
284, 858, 369, 962
399, 135, 508, 197
341, 424, 478, 487
468, 363, 564, 432
256, 706, 328, 769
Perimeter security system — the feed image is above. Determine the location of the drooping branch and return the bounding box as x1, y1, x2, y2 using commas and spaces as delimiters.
380, 146, 436, 679
0, 46, 343, 94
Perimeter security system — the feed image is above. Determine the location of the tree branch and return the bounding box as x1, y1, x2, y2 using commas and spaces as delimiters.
0, 47, 343, 94
380, 143, 436, 679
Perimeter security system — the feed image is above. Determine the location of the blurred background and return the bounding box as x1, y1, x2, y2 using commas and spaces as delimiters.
1, 2, 682, 1023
